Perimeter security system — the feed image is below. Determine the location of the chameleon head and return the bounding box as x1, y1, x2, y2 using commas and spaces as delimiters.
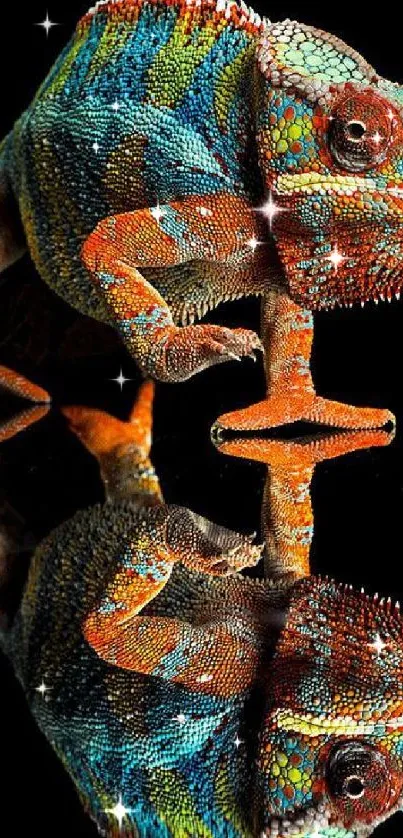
256, 20, 403, 310
255, 578, 403, 836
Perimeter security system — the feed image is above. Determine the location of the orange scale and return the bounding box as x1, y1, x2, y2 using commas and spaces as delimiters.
284, 106, 295, 121
284, 785, 295, 801
290, 141, 302, 154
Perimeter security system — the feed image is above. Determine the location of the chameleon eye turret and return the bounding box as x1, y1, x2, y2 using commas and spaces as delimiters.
328, 89, 399, 172
325, 741, 402, 825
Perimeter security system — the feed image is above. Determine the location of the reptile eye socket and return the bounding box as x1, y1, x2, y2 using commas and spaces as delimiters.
328, 90, 395, 172
325, 741, 399, 822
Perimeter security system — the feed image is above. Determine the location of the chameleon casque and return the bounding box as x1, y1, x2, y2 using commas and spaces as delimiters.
1, 369, 403, 837
1, 0, 403, 431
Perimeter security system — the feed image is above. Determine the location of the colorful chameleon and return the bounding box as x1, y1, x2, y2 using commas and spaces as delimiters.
0, 368, 402, 837
1, 0, 402, 431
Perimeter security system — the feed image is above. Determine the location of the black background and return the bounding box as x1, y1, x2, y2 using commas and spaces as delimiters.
1, 2, 403, 835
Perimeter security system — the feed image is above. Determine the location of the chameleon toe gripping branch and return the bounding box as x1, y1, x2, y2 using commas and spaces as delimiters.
0, 1, 403, 430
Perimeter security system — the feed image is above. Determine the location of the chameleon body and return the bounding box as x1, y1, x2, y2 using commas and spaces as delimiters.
1, 371, 403, 837
1, 0, 403, 430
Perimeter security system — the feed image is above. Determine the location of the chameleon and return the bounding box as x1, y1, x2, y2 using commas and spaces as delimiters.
1, 0, 403, 432
1, 367, 403, 837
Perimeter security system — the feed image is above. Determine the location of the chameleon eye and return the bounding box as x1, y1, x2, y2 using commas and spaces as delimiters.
328, 90, 395, 172
325, 741, 401, 823
345, 120, 366, 141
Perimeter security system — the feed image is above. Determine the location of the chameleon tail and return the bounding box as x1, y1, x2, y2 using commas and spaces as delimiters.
62, 380, 163, 505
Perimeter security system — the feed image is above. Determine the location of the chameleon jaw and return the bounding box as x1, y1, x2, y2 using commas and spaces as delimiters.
273, 221, 403, 312
266, 175, 403, 311
261, 798, 403, 838
276, 172, 403, 201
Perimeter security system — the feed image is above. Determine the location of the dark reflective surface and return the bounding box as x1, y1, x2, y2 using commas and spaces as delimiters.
0, 368, 403, 836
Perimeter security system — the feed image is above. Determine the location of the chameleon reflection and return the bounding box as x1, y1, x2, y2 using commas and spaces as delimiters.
0, 369, 401, 837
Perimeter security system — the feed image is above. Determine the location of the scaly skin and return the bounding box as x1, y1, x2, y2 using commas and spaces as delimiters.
216, 429, 394, 581
0, 1, 402, 430
0, 367, 403, 836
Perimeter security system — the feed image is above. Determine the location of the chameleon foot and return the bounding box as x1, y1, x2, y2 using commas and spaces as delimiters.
152, 324, 262, 382
214, 393, 395, 433
0, 365, 50, 403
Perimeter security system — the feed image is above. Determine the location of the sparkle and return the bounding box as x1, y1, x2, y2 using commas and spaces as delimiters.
234, 734, 244, 748
197, 673, 213, 683
371, 131, 384, 145
369, 633, 387, 655
35, 11, 59, 36
111, 100, 121, 113
92, 141, 100, 154
35, 680, 51, 697
388, 109, 395, 121
196, 205, 213, 217
173, 713, 187, 725
150, 203, 165, 223
247, 236, 262, 252
105, 796, 132, 829
110, 368, 131, 391
258, 193, 288, 230
325, 244, 347, 273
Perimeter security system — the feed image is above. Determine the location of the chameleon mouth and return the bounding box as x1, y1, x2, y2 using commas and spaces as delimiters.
276, 173, 403, 202
262, 801, 402, 838
261, 803, 356, 838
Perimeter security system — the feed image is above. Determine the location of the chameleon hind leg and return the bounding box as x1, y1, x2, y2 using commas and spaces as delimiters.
81, 193, 263, 382
215, 291, 395, 431
62, 379, 163, 505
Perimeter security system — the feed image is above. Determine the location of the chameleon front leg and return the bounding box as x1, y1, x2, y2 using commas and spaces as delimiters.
81, 193, 262, 382
215, 428, 392, 582
216, 291, 395, 431
83, 505, 262, 697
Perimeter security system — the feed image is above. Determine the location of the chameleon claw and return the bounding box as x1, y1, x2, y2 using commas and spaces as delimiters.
210, 422, 227, 444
